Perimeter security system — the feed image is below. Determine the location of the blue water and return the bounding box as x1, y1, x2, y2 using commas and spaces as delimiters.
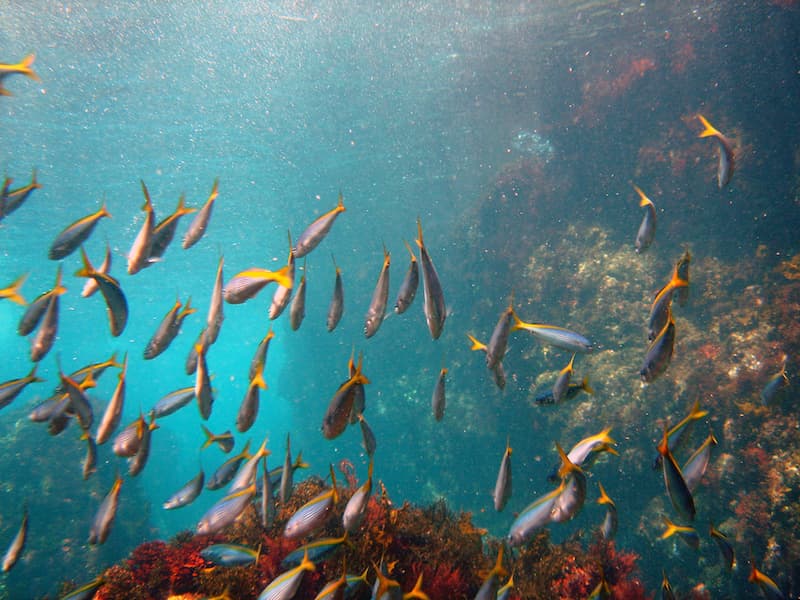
2, 2, 800, 599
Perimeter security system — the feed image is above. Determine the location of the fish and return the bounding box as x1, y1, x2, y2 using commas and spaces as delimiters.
182, 178, 219, 249
0, 364, 43, 410
80, 243, 111, 298
416, 218, 447, 340
56, 351, 121, 393
497, 573, 514, 600
661, 571, 676, 600
127, 180, 157, 274
280, 433, 294, 504
473, 546, 508, 600
28, 394, 64, 423
128, 413, 158, 477
261, 456, 275, 528
112, 414, 146, 457
697, 114, 735, 188
343, 458, 373, 533
144, 296, 197, 359
709, 522, 735, 570
205, 255, 225, 345
486, 295, 515, 370
0, 54, 40, 96
200, 543, 260, 567
652, 399, 708, 470
661, 516, 699, 550
633, 184, 656, 253
88, 473, 123, 544
58, 576, 105, 600
293, 190, 346, 258
394, 240, 419, 315
761, 358, 790, 406
201, 425, 234, 453
163, 468, 205, 510
549, 443, 587, 523
640, 309, 675, 384
507, 480, 565, 546
75, 246, 129, 337
223, 266, 293, 304
467, 333, 507, 390
511, 311, 593, 353
313, 563, 348, 600
81, 431, 98, 480
194, 339, 214, 420
249, 326, 275, 381
57, 363, 95, 431
358, 413, 376, 457
45, 396, 72, 436
151, 385, 195, 419
206, 441, 251, 490
185, 329, 206, 375
431, 365, 447, 421
657, 424, 696, 521
256, 550, 315, 600
269, 233, 296, 319
674, 250, 691, 306
289, 261, 307, 331
237, 368, 267, 433
552, 353, 577, 403
0, 273, 27, 305
647, 267, 689, 341
322, 355, 370, 439
597, 483, 617, 540
347, 351, 366, 424
149, 194, 196, 260
493, 437, 512, 512
29, 292, 60, 362
49, 202, 111, 260
327, 255, 345, 331
1, 504, 28, 572
284, 465, 339, 539
364, 245, 391, 338
281, 533, 349, 568
682, 432, 718, 493
3, 168, 41, 217
19, 266, 66, 336
372, 568, 428, 600
534, 375, 592, 405
587, 572, 611, 600
748, 563, 785, 600
227, 435, 270, 494
196, 483, 256, 535
563, 427, 617, 469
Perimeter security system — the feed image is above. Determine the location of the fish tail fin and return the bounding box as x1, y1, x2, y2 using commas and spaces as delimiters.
404, 574, 430, 600
180, 296, 198, 318
581, 376, 594, 395
466, 333, 487, 352
509, 308, 527, 332
599, 426, 616, 447
660, 516, 678, 539
597, 482, 614, 506
556, 442, 582, 479
252, 368, 267, 391
30, 168, 41, 189
697, 114, 720, 138
99, 200, 112, 220
200, 424, 214, 450
140, 180, 153, 211
657, 422, 670, 458
18, 53, 41, 81
272, 265, 293, 289
27, 363, 44, 383
52, 264, 67, 296
415, 217, 424, 249
176, 193, 197, 216
403, 239, 416, 260
294, 451, 309, 470
336, 189, 345, 212
208, 177, 220, 203
632, 184, 654, 208
4, 273, 28, 305
687, 399, 709, 421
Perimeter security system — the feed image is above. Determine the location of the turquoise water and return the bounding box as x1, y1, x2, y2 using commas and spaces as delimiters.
2, 2, 800, 598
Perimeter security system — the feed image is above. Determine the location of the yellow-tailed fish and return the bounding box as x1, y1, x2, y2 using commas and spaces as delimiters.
249, 326, 275, 380
144, 296, 196, 359
675, 250, 691, 306
0, 54, 40, 95
149, 193, 196, 260
327, 254, 344, 331
648, 267, 689, 341
44, 395, 71, 435
261, 455, 275, 527
3, 168, 41, 216
293, 190, 346, 258
597, 482, 617, 540
57, 363, 94, 430
549, 442, 587, 523
565, 427, 617, 468
394, 240, 419, 315
185, 329, 206, 375
0, 364, 43, 410
661, 570, 676, 600
640, 309, 675, 383
535, 375, 592, 405
657, 424, 696, 521
80, 243, 111, 298
493, 437, 512, 512
75, 246, 128, 337
57, 351, 121, 393
1, 504, 28, 572
761, 357, 790, 406
256, 549, 315, 600
373, 568, 429, 600
206, 440, 251, 490
322, 354, 370, 439
58, 575, 105, 600
431, 364, 447, 421
270, 232, 295, 319
128, 412, 158, 477
467, 333, 507, 390
587, 572, 611, 600
313, 562, 348, 600
196, 483, 256, 535
279, 433, 294, 503
205, 255, 225, 345
653, 399, 708, 469
497, 573, 514, 600
748, 562, 785, 599
0, 273, 27, 305
552, 353, 577, 403
227, 435, 270, 494
661, 516, 699, 550
709, 522, 735, 570
682, 432, 718, 493
182, 177, 219, 249
416, 217, 446, 340
127, 180, 156, 274
29, 290, 60, 362
633, 184, 656, 253
223, 265, 292, 304
507, 480, 565, 546
289, 260, 307, 331
200, 543, 260, 567
88, 473, 122, 544
152, 385, 195, 419
28, 393, 63, 423
486, 294, 514, 370
195, 338, 214, 420
163, 468, 205, 510
81, 430, 97, 480
364, 245, 391, 338
49, 202, 111, 260
281, 532, 349, 568
358, 413, 376, 457
237, 366, 266, 434
112, 413, 146, 457
284, 464, 339, 539
511, 309, 593, 353
19, 265, 66, 337
474, 546, 508, 600
343, 457, 373, 533
347, 350, 366, 423
698, 114, 735, 188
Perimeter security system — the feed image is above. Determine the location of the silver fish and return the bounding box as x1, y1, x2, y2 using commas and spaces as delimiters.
127, 180, 156, 275
493, 438, 512, 512
182, 178, 219, 249
293, 191, 346, 258
164, 469, 205, 510
206, 255, 225, 345
416, 218, 446, 340
289, 264, 307, 331
327, 255, 344, 332
633, 184, 656, 253
88, 474, 123, 545
364, 246, 390, 338
393, 240, 418, 314
1, 505, 28, 572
